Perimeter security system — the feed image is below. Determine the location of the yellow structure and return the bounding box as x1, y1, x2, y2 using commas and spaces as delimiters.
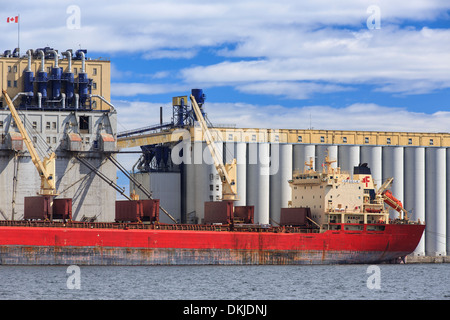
190, 94, 238, 201
3, 89, 57, 196
0, 49, 110, 110
118, 126, 450, 149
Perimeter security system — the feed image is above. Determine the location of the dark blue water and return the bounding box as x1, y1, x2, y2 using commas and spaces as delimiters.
0, 264, 449, 300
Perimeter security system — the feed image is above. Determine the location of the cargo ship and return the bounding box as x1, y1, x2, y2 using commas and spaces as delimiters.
0, 156, 424, 265
0, 87, 424, 265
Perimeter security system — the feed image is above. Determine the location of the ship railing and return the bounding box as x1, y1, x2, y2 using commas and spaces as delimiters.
0, 220, 322, 233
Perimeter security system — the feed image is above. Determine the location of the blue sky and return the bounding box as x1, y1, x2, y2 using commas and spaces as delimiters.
1, 1, 450, 183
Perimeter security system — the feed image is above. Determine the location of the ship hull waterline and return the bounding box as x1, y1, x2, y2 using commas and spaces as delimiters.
0, 223, 425, 265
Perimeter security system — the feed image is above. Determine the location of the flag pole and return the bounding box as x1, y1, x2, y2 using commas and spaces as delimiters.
17, 14, 20, 56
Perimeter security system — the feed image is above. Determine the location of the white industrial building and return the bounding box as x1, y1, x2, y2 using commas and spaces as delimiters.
131, 135, 450, 258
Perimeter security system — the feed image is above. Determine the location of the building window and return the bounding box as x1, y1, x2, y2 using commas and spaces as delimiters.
13, 80, 17, 88
52, 122, 57, 130
342, 137, 347, 143
46, 137, 51, 144
210, 185, 214, 191
93, 68, 97, 75
53, 137, 57, 144
320, 136, 325, 143
387, 138, 391, 145
32, 121, 37, 129
92, 82, 97, 90
74, 67, 78, 75
408, 138, 412, 145
46, 122, 51, 130
298, 136, 302, 142
7, 80, 11, 87
365, 137, 369, 144
430, 139, 434, 146
79, 116, 89, 133
252, 134, 256, 142
8, 66, 11, 73
13, 66, 17, 73
228, 134, 233, 140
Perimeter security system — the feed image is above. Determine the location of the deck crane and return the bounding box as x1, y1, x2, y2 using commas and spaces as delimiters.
190, 94, 238, 201
376, 176, 408, 220
2, 90, 57, 197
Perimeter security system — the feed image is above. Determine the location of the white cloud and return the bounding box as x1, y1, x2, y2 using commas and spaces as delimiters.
1, 1, 448, 98
113, 99, 173, 131
181, 26, 450, 95
113, 96, 450, 136
236, 81, 353, 99
142, 49, 199, 60
111, 83, 187, 97
204, 101, 450, 132
2, 1, 448, 53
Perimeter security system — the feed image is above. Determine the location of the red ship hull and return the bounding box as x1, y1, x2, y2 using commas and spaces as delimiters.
0, 222, 425, 265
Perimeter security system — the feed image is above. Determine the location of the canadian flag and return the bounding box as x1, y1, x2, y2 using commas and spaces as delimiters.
7, 16, 18, 23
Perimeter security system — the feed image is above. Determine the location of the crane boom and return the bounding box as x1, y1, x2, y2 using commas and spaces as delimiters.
2, 90, 57, 196
190, 94, 238, 201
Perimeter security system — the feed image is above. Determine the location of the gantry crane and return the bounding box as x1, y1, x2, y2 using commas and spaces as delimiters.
2, 90, 57, 197
190, 94, 238, 201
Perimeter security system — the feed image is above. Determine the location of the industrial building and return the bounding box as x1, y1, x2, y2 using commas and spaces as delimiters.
0, 47, 117, 222
120, 92, 450, 258
0, 47, 447, 259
